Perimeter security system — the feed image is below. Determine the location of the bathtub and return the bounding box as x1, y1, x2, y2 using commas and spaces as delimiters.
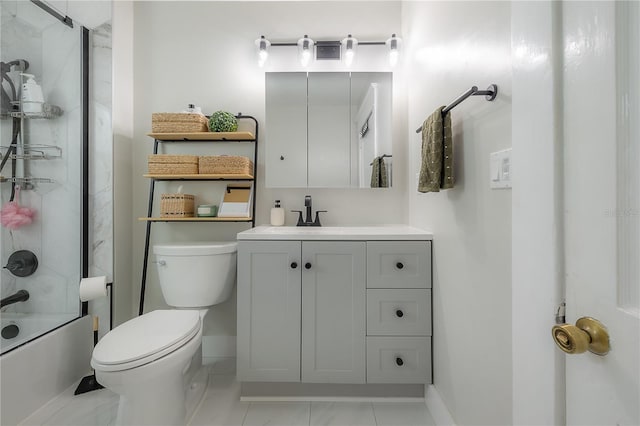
1, 313, 77, 354
0, 315, 92, 425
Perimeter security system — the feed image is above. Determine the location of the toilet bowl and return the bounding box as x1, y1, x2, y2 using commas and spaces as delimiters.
91, 241, 237, 426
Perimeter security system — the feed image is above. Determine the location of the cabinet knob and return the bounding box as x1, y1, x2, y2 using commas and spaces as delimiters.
395, 309, 404, 318
396, 357, 404, 366
396, 262, 404, 270
305, 262, 312, 270
291, 262, 298, 269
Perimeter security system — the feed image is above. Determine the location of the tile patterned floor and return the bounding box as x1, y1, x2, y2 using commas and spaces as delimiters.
20, 358, 436, 426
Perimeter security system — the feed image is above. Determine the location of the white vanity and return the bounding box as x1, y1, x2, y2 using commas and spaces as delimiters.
236, 226, 432, 395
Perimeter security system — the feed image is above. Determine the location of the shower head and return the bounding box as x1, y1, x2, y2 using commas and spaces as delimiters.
0, 59, 30, 74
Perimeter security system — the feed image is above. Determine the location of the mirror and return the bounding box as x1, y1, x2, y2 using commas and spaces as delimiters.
265, 72, 392, 188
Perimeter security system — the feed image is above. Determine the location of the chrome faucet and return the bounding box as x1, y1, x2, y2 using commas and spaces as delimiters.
0, 290, 29, 309
291, 195, 326, 227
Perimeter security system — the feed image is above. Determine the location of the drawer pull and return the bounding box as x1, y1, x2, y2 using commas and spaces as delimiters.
395, 309, 404, 318
291, 262, 298, 269
305, 262, 312, 270
396, 262, 404, 270
396, 357, 404, 366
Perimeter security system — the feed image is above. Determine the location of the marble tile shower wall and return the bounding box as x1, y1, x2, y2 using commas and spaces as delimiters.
0, 8, 113, 319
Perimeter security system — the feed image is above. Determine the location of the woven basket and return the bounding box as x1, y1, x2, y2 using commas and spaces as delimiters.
199, 156, 254, 175
148, 154, 199, 174
152, 113, 208, 133
160, 193, 195, 217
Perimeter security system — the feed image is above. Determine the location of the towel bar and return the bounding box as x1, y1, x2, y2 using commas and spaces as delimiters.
415, 84, 498, 133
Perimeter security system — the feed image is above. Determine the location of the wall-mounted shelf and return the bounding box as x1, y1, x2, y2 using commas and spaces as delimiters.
0, 101, 64, 120
143, 173, 254, 180
147, 131, 255, 141
1, 144, 62, 160
139, 216, 253, 222
0, 176, 55, 184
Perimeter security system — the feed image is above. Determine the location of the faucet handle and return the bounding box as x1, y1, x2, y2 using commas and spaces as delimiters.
313, 210, 327, 227
291, 210, 304, 226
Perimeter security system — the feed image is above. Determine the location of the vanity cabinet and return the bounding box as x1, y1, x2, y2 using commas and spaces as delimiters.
365, 242, 432, 384
237, 240, 366, 383
236, 230, 432, 387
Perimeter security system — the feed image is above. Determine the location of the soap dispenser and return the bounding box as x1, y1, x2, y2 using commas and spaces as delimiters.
270, 200, 285, 226
20, 74, 44, 113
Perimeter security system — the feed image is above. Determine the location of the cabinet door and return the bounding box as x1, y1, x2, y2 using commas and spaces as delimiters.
307, 72, 351, 187
301, 241, 366, 383
237, 241, 301, 382
265, 72, 308, 187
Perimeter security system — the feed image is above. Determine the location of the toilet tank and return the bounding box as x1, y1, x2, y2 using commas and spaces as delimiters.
153, 242, 237, 308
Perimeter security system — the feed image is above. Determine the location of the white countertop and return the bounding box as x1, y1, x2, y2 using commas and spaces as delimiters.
237, 225, 433, 241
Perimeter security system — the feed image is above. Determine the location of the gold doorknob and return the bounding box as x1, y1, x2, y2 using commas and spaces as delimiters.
552, 317, 610, 356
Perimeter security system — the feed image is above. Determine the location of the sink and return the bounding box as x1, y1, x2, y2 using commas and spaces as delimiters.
237, 225, 432, 241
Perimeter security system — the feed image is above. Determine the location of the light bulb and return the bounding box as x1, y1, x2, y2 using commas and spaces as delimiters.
389, 50, 399, 67
255, 35, 270, 68
386, 33, 402, 67
341, 34, 358, 67
297, 35, 314, 67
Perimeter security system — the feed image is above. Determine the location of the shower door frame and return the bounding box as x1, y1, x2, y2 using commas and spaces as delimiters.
1, 19, 90, 355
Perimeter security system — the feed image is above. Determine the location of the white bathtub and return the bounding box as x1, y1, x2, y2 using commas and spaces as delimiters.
1, 313, 77, 354
0, 315, 92, 425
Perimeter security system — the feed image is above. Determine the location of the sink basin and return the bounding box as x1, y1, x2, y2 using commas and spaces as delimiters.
237, 225, 432, 241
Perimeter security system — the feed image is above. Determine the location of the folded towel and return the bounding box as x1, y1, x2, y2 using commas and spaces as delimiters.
370, 156, 389, 188
418, 107, 453, 192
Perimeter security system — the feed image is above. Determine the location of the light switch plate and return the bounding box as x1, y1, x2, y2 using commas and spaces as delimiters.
490, 148, 512, 189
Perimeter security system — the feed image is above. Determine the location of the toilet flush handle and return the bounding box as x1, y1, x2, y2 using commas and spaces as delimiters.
152, 260, 166, 266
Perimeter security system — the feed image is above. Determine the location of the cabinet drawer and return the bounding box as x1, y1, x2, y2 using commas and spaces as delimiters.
366, 337, 431, 384
367, 289, 431, 336
366, 241, 431, 289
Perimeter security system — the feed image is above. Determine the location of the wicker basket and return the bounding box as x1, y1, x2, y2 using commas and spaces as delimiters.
199, 155, 254, 176
148, 154, 199, 174
160, 193, 195, 217
152, 113, 208, 133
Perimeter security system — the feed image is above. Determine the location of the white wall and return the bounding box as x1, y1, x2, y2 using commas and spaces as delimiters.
112, 0, 134, 327
131, 1, 406, 353
403, 2, 513, 425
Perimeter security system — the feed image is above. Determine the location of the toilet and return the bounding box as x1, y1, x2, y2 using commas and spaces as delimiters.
91, 241, 237, 426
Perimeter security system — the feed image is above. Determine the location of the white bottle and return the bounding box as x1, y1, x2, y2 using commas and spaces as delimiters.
270, 200, 285, 226
184, 103, 203, 115
21, 74, 44, 113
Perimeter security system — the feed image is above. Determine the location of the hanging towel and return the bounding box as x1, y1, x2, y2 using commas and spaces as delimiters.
418, 107, 454, 192
370, 156, 389, 188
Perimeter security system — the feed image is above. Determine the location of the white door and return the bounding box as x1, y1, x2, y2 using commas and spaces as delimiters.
562, 2, 639, 425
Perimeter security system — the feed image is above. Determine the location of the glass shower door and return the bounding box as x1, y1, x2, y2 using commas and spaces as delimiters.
1, 0, 85, 354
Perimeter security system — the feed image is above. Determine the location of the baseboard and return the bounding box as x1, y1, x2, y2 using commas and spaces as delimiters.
425, 384, 456, 426
201, 335, 236, 358
241, 382, 424, 401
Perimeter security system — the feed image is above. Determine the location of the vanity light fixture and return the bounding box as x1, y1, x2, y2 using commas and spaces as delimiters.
257, 33, 400, 67
298, 35, 314, 67
386, 33, 401, 67
341, 34, 358, 67
255, 35, 270, 68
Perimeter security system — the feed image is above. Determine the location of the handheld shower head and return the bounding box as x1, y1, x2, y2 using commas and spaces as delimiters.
0, 59, 30, 73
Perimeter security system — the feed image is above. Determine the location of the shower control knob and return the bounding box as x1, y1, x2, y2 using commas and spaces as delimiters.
4, 250, 38, 277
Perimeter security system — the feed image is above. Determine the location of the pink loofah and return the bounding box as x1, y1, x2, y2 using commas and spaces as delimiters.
1, 186, 35, 229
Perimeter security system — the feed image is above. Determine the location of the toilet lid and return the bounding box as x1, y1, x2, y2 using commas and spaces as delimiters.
92, 310, 200, 368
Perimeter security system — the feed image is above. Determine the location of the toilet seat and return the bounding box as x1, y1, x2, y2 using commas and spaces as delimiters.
92, 310, 200, 372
